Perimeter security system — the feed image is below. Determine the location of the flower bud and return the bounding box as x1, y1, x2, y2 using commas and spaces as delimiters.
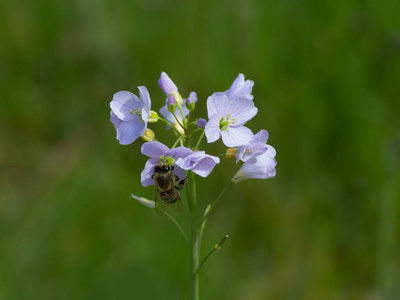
186, 97, 195, 111
226, 148, 237, 159
131, 194, 156, 208
142, 128, 155, 142
196, 118, 207, 128
167, 96, 177, 113
148, 110, 159, 123
171, 91, 183, 106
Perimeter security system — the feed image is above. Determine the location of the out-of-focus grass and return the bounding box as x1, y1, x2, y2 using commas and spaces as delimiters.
1, 0, 400, 299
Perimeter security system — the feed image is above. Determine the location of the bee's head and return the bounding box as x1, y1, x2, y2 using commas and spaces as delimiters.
154, 164, 172, 173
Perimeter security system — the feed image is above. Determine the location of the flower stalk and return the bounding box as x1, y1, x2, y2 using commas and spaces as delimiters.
110, 72, 277, 300
187, 170, 200, 300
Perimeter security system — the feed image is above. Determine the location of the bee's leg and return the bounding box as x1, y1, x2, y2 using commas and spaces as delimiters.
151, 173, 154, 179
170, 165, 175, 171
175, 177, 188, 191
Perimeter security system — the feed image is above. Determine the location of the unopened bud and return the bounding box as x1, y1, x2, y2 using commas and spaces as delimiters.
131, 194, 156, 208
167, 96, 177, 113
226, 148, 237, 159
196, 118, 207, 128
186, 97, 195, 111
142, 128, 155, 142
148, 110, 158, 123
171, 91, 183, 106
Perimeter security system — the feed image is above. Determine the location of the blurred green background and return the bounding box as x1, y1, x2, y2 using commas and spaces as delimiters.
1, 0, 400, 299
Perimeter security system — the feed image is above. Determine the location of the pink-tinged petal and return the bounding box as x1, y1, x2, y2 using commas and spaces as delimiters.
191, 156, 220, 177
110, 111, 122, 130
159, 104, 174, 124
254, 130, 269, 144
204, 115, 222, 143
255, 146, 276, 164
244, 144, 269, 164
232, 162, 274, 183
232, 154, 277, 183
141, 141, 170, 158
110, 91, 141, 121
228, 98, 258, 126
266, 144, 276, 158
221, 126, 253, 147
172, 164, 187, 181
141, 108, 149, 123
169, 146, 193, 160
206, 92, 229, 118
226, 74, 254, 101
116, 120, 146, 145
158, 72, 178, 95
141, 159, 158, 187
175, 151, 220, 177
138, 86, 151, 113
189, 91, 198, 103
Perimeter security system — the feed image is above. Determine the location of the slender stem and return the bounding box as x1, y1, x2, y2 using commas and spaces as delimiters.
178, 105, 187, 125
196, 182, 231, 271
189, 128, 204, 139
187, 171, 199, 300
195, 131, 205, 149
200, 181, 232, 225
158, 117, 182, 136
171, 135, 187, 148
172, 111, 185, 132
197, 235, 229, 274
163, 211, 189, 244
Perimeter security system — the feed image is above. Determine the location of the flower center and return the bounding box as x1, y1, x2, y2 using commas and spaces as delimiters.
219, 114, 236, 131
129, 107, 145, 123
129, 107, 142, 116
159, 156, 174, 165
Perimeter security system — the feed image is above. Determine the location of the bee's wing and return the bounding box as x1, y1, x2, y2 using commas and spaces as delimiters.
154, 187, 166, 216
169, 192, 183, 213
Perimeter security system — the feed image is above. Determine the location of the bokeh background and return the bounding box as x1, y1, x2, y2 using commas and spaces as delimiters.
1, 0, 400, 299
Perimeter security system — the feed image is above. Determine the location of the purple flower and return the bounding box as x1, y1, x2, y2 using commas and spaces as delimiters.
225, 74, 254, 101
140, 141, 192, 187
232, 145, 277, 183
205, 92, 257, 147
235, 130, 270, 163
110, 87, 151, 145
175, 151, 220, 177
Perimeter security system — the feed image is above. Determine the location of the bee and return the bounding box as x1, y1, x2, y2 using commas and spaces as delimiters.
152, 161, 187, 214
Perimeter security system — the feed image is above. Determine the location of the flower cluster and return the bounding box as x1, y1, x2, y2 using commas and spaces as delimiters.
109, 72, 277, 185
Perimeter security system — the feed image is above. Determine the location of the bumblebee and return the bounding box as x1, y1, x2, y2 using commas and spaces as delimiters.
152, 161, 186, 214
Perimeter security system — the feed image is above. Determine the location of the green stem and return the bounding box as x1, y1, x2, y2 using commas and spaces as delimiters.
195, 131, 205, 149
171, 135, 187, 148
163, 211, 189, 244
178, 105, 187, 125
189, 128, 204, 139
158, 117, 182, 136
197, 235, 229, 274
187, 171, 199, 300
172, 111, 185, 132
200, 181, 232, 225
